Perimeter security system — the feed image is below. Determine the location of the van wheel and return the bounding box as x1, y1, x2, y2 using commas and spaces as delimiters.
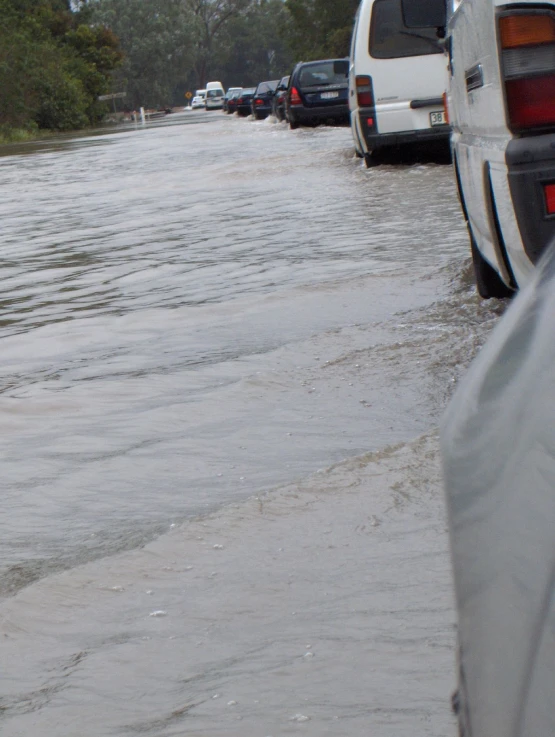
364, 151, 381, 168
470, 233, 513, 299
289, 119, 299, 130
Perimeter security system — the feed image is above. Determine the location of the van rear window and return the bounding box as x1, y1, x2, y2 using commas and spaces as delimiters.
369, 0, 442, 59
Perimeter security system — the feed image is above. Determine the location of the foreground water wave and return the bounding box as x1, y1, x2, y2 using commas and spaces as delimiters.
0, 112, 506, 734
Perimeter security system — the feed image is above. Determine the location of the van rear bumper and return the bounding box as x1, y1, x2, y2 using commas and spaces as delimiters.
357, 109, 450, 150
506, 134, 555, 264
289, 105, 350, 125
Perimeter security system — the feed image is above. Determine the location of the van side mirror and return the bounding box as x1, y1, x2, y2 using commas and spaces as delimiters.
401, 0, 446, 29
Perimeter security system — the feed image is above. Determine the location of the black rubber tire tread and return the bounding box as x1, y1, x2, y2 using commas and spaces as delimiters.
470, 233, 513, 299
364, 151, 381, 168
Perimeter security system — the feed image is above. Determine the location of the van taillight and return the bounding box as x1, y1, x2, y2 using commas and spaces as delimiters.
442, 92, 450, 124
544, 183, 555, 214
356, 76, 374, 107
290, 87, 302, 105
500, 11, 555, 131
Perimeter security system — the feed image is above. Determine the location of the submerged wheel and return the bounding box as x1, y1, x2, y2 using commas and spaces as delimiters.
470, 233, 513, 299
289, 119, 299, 130
364, 150, 381, 168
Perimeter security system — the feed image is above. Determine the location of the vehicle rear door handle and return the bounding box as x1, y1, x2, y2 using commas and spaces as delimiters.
465, 64, 484, 92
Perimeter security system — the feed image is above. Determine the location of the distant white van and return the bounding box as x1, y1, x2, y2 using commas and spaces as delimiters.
205, 81, 225, 110
349, 0, 450, 166
402, 0, 555, 297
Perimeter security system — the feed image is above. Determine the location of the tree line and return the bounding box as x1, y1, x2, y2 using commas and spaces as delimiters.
0, 0, 359, 137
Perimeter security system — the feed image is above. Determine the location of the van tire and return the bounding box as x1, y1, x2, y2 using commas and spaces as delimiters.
364, 151, 381, 168
470, 234, 513, 299
289, 119, 299, 130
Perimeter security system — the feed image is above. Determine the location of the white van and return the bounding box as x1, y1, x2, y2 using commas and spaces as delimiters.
403, 0, 555, 297
349, 0, 450, 166
205, 81, 225, 110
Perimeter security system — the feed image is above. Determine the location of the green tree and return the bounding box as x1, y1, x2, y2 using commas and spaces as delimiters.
0, 0, 122, 133
184, 0, 253, 87
211, 0, 293, 87
88, 0, 196, 108
64, 24, 123, 122
284, 0, 358, 60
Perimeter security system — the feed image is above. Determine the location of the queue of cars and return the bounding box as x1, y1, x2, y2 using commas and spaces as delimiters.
220, 59, 351, 128
194, 0, 555, 302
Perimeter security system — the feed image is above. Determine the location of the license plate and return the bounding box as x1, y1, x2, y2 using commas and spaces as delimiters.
430, 110, 446, 126
321, 91, 339, 99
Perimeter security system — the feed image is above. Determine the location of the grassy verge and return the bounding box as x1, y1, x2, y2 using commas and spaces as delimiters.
0, 127, 38, 144
0, 127, 60, 145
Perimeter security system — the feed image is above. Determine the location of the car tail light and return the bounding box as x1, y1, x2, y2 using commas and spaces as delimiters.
255, 98, 264, 105
237, 98, 243, 104
356, 75, 374, 107
290, 87, 302, 106
544, 183, 555, 214
500, 11, 555, 131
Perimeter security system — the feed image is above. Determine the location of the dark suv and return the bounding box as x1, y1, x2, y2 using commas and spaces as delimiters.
251, 80, 279, 120
235, 88, 256, 116
285, 59, 350, 129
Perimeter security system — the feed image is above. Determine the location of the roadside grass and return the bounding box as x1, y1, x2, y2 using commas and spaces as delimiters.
0, 126, 66, 146
0, 127, 41, 145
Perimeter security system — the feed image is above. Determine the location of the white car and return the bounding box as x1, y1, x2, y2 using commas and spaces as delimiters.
191, 95, 206, 110
349, 0, 450, 167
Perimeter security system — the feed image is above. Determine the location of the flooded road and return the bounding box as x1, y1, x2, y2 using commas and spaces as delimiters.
0, 111, 505, 735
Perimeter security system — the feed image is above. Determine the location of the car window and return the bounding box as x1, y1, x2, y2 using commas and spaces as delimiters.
299, 61, 348, 87
257, 81, 278, 94
207, 89, 223, 98
369, 0, 442, 58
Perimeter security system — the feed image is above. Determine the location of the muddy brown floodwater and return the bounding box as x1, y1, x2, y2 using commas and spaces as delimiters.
0, 111, 506, 735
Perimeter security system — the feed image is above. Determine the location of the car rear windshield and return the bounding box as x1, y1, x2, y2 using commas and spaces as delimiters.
369, 0, 442, 58
299, 60, 348, 88
257, 81, 278, 94
240, 88, 255, 96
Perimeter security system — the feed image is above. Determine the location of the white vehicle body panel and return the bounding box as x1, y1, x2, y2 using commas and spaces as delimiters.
447, 0, 555, 291
349, 0, 449, 155
191, 95, 206, 109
